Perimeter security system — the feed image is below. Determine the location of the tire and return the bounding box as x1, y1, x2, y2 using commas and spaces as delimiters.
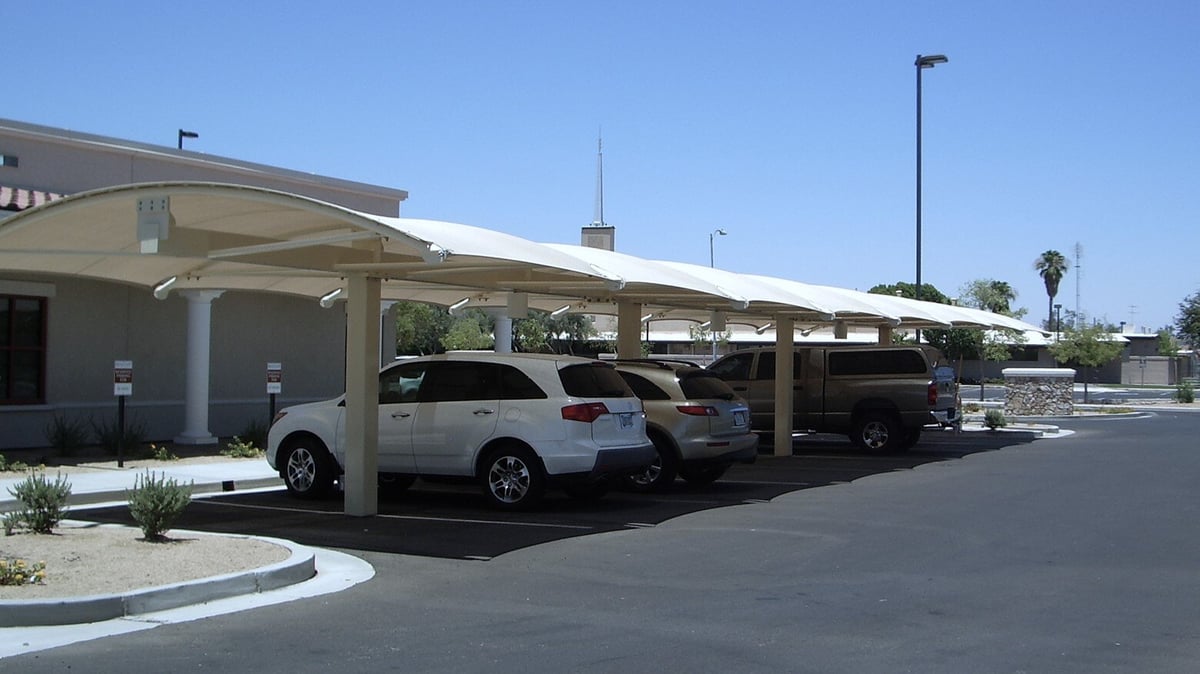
623, 433, 679, 492
679, 464, 728, 486
851, 412, 902, 453
280, 438, 336, 499
480, 445, 546, 510
378, 473, 417, 498
900, 427, 922, 450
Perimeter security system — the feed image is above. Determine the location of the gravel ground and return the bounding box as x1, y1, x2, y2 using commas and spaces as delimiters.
0, 522, 290, 600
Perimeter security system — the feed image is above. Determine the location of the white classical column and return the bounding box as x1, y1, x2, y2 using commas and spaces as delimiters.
174, 290, 225, 445
494, 314, 514, 353
380, 300, 398, 366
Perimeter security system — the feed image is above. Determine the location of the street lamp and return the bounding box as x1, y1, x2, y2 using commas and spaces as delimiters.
709, 228, 727, 268
914, 53, 948, 307
178, 129, 199, 149
1054, 303, 1062, 341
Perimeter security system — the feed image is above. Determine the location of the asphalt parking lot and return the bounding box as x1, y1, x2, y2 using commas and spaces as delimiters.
77, 429, 1036, 560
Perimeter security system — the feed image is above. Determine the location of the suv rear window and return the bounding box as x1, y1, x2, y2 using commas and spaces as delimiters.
828, 349, 927, 376
559, 362, 635, 398
678, 370, 737, 400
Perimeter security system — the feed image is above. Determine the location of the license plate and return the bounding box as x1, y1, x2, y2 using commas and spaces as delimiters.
618, 413, 634, 429
734, 411, 746, 426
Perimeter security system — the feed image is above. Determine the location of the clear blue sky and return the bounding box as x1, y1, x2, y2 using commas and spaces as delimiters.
8, 1, 1197, 332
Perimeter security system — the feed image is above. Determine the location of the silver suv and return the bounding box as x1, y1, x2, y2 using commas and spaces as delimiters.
267, 353, 656, 509
611, 359, 758, 490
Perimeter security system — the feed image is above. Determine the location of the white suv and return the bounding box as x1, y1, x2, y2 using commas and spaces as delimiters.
267, 353, 655, 509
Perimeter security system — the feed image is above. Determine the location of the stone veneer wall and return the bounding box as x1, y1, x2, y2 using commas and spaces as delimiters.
1003, 368, 1076, 416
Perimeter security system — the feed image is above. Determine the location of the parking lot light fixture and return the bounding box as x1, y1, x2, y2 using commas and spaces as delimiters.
915, 53, 948, 307
178, 129, 199, 149
709, 228, 727, 268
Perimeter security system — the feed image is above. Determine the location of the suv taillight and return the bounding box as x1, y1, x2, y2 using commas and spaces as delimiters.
676, 405, 718, 417
562, 402, 609, 423
928, 382, 938, 406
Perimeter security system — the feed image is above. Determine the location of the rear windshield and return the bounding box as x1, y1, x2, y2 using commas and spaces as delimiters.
828, 349, 928, 376
559, 362, 635, 398
678, 370, 737, 400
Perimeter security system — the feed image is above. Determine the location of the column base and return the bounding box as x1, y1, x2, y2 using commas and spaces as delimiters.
173, 432, 219, 446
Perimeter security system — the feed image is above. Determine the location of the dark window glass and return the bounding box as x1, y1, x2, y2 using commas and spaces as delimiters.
617, 371, 671, 400
828, 349, 927, 376
420, 362, 500, 402
498, 364, 547, 400
708, 352, 753, 380
1, 296, 46, 404
753, 352, 803, 380
559, 362, 633, 398
678, 370, 737, 400
379, 361, 427, 404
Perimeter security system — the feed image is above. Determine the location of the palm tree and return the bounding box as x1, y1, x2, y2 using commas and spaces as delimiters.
986, 280, 1016, 314
1034, 250, 1069, 329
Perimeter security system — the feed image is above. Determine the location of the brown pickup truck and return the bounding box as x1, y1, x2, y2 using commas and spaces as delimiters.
708, 345, 959, 452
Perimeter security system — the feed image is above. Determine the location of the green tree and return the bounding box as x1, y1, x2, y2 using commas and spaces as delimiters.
440, 309, 494, 351
1034, 250, 1070, 330
1175, 290, 1200, 349
513, 312, 596, 354
1048, 324, 1125, 403
394, 301, 454, 355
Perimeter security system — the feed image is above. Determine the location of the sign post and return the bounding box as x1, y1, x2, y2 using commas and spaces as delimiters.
267, 362, 282, 424
113, 360, 133, 468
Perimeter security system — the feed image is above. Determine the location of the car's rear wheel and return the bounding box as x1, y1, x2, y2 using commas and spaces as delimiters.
281, 438, 336, 499
480, 445, 546, 510
624, 433, 679, 492
679, 464, 728, 485
900, 426, 922, 450
851, 412, 902, 453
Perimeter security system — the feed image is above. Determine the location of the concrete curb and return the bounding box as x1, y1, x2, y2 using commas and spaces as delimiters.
0, 528, 316, 628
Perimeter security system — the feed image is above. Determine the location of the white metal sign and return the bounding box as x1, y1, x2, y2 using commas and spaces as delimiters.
113, 360, 133, 396
267, 362, 282, 394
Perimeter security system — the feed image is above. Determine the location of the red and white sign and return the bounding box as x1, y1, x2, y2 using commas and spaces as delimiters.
267, 362, 282, 394
113, 360, 133, 396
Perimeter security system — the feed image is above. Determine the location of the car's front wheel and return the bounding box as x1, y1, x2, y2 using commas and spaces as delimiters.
281, 438, 336, 499
480, 445, 546, 510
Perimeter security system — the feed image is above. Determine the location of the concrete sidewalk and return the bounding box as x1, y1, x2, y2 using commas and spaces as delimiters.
1, 458, 283, 511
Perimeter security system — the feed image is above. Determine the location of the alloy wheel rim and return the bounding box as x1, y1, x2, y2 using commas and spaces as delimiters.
287, 448, 316, 491
489, 456, 531, 503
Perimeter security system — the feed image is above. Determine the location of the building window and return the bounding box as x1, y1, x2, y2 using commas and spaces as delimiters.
1, 295, 46, 404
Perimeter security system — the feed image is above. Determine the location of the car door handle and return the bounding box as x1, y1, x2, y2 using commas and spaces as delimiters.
473, 408, 496, 415
732, 386, 748, 392
391, 411, 411, 418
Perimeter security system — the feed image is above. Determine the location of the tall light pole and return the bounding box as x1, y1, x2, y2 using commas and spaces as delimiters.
709, 228, 727, 268
915, 54, 948, 307
178, 129, 199, 150
709, 228, 727, 362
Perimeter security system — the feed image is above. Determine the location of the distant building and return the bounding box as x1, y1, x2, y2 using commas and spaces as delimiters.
0, 118, 407, 450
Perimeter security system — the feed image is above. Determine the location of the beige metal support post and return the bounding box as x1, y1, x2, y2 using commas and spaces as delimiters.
878, 325, 893, 344
616, 301, 643, 359
344, 274, 381, 517
772, 316, 795, 457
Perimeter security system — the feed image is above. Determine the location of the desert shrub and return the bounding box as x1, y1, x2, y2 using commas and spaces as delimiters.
0, 558, 47, 586
1177, 381, 1195, 404
6, 472, 72, 534
984, 409, 1007, 430
43, 414, 91, 456
238, 419, 268, 451
221, 435, 263, 459
0, 454, 32, 473
91, 415, 147, 456
126, 471, 193, 541
147, 443, 179, 461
